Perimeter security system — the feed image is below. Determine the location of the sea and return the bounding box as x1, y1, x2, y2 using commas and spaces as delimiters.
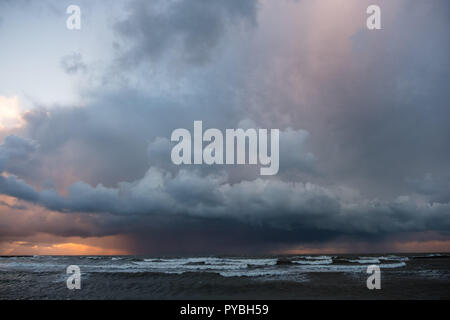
0, 253, 449, 299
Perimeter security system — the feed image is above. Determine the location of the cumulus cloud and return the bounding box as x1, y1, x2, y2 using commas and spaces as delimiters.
1, 143, 449, 240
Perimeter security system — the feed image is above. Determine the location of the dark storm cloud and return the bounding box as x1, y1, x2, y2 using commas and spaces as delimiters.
18, 89, 244, 188
1, 133, 449, 244
0, 174, 39, 203
146, 127, 316, 177
114, 0, 258, 66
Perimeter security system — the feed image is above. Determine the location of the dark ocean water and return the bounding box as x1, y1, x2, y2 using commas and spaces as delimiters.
0, 253, 449, 299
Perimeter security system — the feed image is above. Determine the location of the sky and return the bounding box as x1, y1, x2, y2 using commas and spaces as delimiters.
0, 0, 449, 255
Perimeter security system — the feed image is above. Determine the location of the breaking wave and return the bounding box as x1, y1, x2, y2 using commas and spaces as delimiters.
0, 254, 415, 281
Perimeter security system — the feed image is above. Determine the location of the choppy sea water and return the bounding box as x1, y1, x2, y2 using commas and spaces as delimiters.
0, 253, 449, 299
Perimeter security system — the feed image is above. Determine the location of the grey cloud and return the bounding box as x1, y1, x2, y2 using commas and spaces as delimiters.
147, 137, 173, 169
1, 162, 449, 238
0, 135, 40, 202
0, 174, 39, 203
279, 128, 316, 174
146, 127, 316, 176
0, 200, 27, 210
60, 53, 87, 75
18, 70, 251, 188
235, 0, 450, 200
114, 0, 258, 66
406, 173, 450, 203
17, 84, 317, 190
0, 135, 38, 172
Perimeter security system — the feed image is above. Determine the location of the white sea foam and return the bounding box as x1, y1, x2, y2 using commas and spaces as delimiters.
0, 256, 407, 278
377, 255, 409, 261
219, 269, 290, 278
137, 257, 277, 272
348, 258, 381, 264
292, 262, 406, 272
304, 256, 333, 260
292, 259, 333, 265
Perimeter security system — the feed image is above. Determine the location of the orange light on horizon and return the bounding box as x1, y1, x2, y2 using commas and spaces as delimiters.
0, 240, 129, 256
276, 239, 450, 255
